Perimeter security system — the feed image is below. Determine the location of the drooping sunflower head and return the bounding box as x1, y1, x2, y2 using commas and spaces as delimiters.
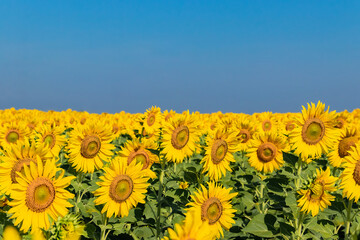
297, 168, 337, 216
247, 132, 287, 173
187, 182, 237, 238
93, 157, 151, 218
290, 101, 340, 160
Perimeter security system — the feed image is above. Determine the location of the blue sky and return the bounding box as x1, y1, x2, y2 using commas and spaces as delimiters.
0, 1, 359, 114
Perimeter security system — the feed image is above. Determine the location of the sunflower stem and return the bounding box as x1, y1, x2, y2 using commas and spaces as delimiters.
100, 213, 109, 240
156, 156, 165, 239
295, 211, 304, 240
345, 199, 353, 239
295, 158, 303, 190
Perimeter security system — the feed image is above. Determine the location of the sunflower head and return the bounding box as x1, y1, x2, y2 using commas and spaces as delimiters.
297, 168, 337, 216
187, 182, 237, 238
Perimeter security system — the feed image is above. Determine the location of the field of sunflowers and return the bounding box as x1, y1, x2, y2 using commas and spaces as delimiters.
1, 102, 360, 239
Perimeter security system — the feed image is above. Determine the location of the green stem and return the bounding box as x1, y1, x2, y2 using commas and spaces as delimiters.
345, 199, 353, 239
295, 159, 303, 190
74, 172, 85, 213
156, 156, 165, 239
100, 213, 108, 240
259, 182, 265, 214
296, 211, 304, 240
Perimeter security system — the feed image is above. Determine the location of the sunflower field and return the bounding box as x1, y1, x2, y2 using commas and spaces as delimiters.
1, 102, 360, 239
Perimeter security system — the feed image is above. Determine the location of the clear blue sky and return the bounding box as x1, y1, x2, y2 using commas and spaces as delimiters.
1, 1, 359, 114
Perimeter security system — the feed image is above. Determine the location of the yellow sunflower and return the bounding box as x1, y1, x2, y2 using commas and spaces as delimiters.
255, 112, 277, 133
161, 112, 200, 163
0, 122, 30, 148
118, 139, 158, 178
339, 144, 360, 202
186, 182, 237, 238
247, 132, 287, 173
289, 101, 339, 161
297, 168, 337, 216
34, 124, 67, 157
201, 128, 239, 181
7, 158, 75, 233
233, 114, 257, 152
142, 106, 163, 135
163, 209, 216, 240
67, 121, 115, 173
0, 140, 51, 195
93, 157, 151, 218
328, 127, 359, 167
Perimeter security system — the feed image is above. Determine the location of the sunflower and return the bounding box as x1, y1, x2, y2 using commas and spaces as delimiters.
34, 124, 67, 157
186, 182, 237, 238
255, 112, 277, 133
142, 106, 163, 135
93, 157, 150, 218
118, 139, 158, 178
67, 121, 115, 173
289, 101, 339, 161
297, 168, 337, 216
161, 112, 200, 163
233, 114, 257, 152
328, 127, 359, 167
247, 132, 287, 173
163, 209, 216, 240
0, 122, 30, 148
7, 158, 75, 233
0, 140, 51, 195
339, 144, 360, 202
201, 128, 239, 181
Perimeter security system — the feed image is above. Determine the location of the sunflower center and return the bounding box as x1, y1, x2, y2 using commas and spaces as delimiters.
301, 118, 325, 145
353, 160, 360, 185
11, 158, 35, 184
262, 120, 272, 131
147, 113, 156, 126
26, 177, 55, 212
81, 135, 101, 158
171, 125, 190, 150
43, 134, 56, 149
109, 175, 133, 203
201, 197, 222, 225
257, 142, 277, 163
238, 129, 250, 143
6, 130, 19, 144
285, 122, 295, 131
211, 139, 228, 164
338, 137, 357, 158
128, 150, 150, 169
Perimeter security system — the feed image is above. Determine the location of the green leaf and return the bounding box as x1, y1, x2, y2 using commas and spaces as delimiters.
242, 214, 275, 238
285, 192, 299, 216
307, 223, 334, 239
